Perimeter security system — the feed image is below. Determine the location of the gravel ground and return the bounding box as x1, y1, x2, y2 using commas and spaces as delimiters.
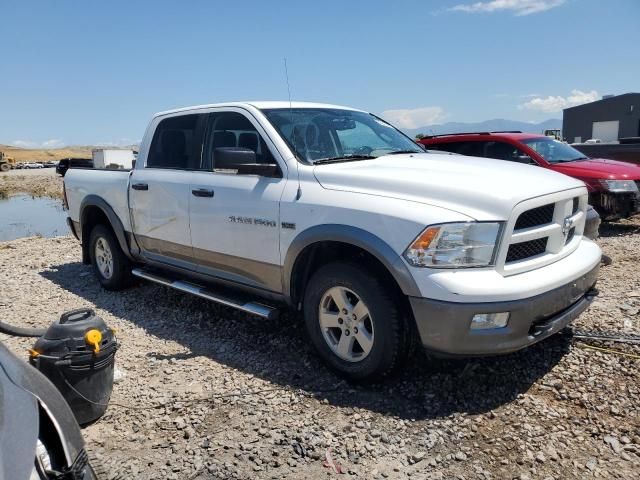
0, 168, 62, 199
1, 219, 639, 480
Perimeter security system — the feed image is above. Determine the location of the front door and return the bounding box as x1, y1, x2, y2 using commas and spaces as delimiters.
189, 109, 287, 292
130, 113, 206, 269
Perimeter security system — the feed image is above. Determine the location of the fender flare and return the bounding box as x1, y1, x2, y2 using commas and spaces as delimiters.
282, 224, 421, 301
79, 195, 134, 260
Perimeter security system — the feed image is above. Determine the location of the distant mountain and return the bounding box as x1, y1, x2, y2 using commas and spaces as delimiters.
403, 118, 562, 138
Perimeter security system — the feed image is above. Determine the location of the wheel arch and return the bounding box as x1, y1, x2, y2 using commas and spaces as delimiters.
283, 224, 420, 308
79, 195, 133, 263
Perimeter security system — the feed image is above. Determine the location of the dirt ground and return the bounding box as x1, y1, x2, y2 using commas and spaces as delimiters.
0, 144, 92, 162
0, 219, 639, 479
0, 168, 63, 199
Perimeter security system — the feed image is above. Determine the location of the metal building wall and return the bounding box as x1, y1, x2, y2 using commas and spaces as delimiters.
562, 93, 640, 143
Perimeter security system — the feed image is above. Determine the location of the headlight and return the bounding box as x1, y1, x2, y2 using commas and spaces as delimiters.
599, 179, 639, 193
404, 222, 502, 268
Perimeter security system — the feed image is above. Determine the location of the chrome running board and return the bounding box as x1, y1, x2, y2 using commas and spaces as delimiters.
131, 268, 279, 320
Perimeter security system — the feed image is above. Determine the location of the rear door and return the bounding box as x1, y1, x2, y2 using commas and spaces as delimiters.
129, 113, 206, 269
189, 109, 287, 292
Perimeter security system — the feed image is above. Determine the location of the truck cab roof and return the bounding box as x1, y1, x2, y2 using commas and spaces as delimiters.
154, 101, 363, 118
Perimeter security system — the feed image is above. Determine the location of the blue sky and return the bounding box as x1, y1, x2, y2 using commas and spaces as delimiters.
0, 0, 638, 146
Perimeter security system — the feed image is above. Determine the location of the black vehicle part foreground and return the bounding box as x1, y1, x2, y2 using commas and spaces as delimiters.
0, 342, 105, 479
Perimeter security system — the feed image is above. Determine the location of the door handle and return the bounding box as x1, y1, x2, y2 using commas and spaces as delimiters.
132, 183, 148, 191
192, 188, 214, 198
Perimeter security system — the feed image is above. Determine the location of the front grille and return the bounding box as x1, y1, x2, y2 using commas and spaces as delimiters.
506, 237, 548, 263
514, 203, 555, 230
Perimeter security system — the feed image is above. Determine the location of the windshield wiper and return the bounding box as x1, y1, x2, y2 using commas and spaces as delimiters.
387, 150, 422, 155
555, 157, 588, 163
313, 155, 377, 165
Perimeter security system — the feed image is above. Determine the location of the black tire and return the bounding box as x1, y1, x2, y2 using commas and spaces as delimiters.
0, 163, 10, 172
89, 224, 132, 290
303, 261, 408, 382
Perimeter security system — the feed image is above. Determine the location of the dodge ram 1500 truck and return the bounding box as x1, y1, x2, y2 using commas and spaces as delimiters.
64, 102, 601, 381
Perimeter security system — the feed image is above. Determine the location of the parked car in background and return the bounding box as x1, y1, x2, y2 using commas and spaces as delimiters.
419, 132, 640, 220
56, 158, 93, 176
23, 162, 44, 169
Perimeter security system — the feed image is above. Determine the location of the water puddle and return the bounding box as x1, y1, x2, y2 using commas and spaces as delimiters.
0, 194, 67, 241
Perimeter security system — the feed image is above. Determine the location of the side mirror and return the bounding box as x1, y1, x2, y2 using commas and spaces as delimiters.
214, 147, 280, 177
215, 147, 256, 168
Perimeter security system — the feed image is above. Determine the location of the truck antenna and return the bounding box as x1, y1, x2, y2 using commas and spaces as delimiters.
284, 58, 302, 200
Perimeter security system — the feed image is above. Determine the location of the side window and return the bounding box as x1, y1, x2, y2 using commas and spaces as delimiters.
147, 114, 206, 169
484, 141, 531, 162
453, 141, 484, 157
430, 142, 462, 154
204, 112, 276, 171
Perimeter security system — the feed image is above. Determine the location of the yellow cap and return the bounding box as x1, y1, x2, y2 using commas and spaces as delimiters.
85, 329, 102, 354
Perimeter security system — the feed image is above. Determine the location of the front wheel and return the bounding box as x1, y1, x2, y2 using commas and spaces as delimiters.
303, 262, 409, 382
89, 224, 132, 290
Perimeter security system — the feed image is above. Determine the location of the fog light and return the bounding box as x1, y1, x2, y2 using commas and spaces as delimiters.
470, 312, 510, 330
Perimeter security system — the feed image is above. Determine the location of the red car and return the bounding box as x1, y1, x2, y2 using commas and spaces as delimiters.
419, 132, 640, 220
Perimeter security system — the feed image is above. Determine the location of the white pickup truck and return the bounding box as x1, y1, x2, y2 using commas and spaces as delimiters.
64, 102, 601, 381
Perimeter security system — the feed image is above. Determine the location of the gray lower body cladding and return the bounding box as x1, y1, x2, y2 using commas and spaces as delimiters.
410, 263, 599, 356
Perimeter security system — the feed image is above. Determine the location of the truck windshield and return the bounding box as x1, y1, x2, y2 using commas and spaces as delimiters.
522, 137, 588, 163
261, 108, 422, 164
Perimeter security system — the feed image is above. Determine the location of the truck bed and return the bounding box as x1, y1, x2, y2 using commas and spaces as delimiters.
64, 169, 132, 232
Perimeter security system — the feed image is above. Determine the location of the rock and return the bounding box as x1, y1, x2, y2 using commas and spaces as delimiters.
455, 451, 468, 461
604, 435, 622, 454
174, 417, 186, 430
412, 452, 427, 463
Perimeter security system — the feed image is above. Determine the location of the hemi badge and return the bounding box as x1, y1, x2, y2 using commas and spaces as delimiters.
282, 222, 296, 230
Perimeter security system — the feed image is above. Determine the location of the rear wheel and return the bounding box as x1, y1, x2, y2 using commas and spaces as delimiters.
0, 163, 10, 172
89, 225, 132, 290
303, 262, 408, 382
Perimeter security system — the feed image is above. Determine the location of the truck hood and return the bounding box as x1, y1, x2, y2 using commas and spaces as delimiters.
550, 157, 640, 180
313, 153, 586, 220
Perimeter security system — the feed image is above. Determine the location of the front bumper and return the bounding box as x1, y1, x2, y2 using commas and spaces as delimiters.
409, 263, 599, 356
590, 191, 639, 220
